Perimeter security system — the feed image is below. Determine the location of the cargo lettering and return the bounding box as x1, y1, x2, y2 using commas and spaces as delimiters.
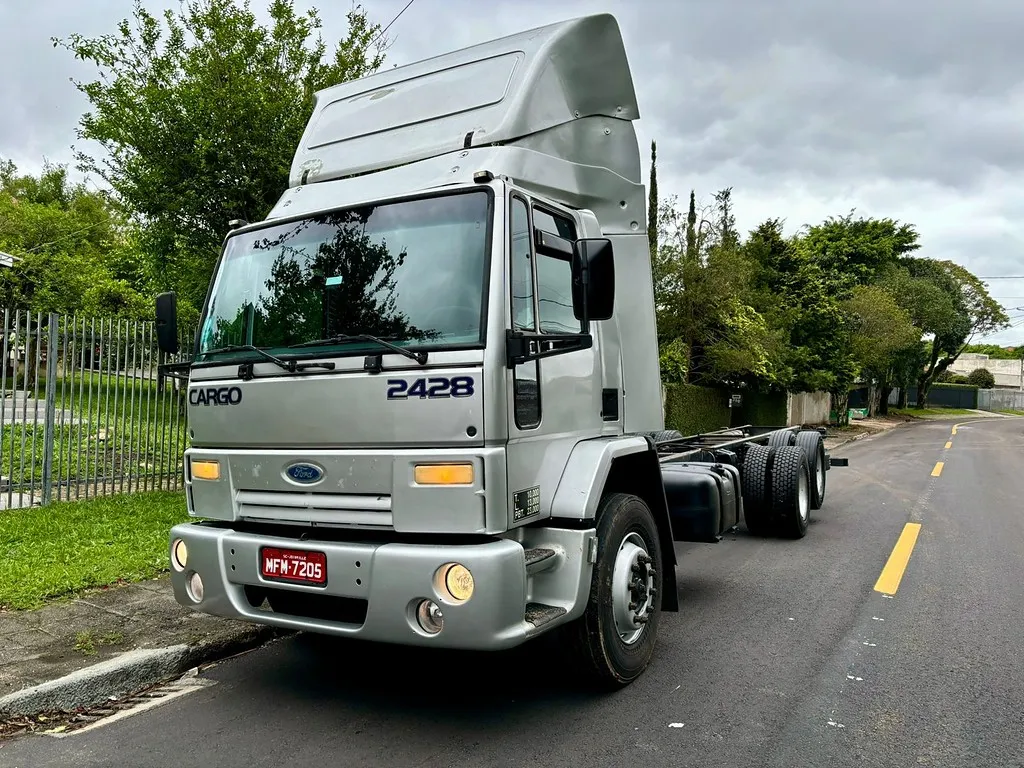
189, 386, 243, 406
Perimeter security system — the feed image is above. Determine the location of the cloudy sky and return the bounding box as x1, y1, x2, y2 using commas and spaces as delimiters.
2, 0, 1023, 343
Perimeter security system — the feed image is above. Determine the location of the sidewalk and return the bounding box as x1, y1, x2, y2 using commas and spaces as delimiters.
823, 415, 905, 451
0, 576, 285, 719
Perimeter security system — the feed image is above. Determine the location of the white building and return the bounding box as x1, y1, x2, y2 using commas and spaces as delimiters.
948, 352, 1024, 389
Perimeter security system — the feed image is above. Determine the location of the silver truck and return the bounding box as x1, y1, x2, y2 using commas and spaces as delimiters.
154, 13, 847, 688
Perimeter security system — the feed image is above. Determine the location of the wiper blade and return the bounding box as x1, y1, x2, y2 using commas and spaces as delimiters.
288, 334, 428, 365
201, 344, 335, 377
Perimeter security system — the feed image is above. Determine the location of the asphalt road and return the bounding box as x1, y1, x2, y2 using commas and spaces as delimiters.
4, 417, 1024, 768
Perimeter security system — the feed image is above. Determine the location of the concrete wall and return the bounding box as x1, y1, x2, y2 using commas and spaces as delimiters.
787, 391, 831, 426
978, 388, 1024, 412
949, 353, 1024, 389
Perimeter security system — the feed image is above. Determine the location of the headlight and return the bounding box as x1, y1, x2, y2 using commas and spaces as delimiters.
437, 563, 474, 603
171, 539, 188, 571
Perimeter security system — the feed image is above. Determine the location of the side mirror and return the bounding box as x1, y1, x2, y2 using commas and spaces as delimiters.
571, 238, 615, 322
155, 292, 180, 355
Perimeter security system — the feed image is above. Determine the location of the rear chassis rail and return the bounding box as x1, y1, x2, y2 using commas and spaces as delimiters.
653, 424, 849, 467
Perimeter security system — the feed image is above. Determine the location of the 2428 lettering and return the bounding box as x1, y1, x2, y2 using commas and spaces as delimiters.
386, 376, 475, 400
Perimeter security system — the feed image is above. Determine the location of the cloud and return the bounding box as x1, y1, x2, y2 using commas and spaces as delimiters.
3, 0, 1022, 341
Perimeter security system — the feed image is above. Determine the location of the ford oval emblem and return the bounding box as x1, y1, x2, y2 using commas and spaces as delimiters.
285, 462, 324, 484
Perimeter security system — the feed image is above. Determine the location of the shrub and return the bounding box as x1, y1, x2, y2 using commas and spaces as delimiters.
966, 368, 995, 389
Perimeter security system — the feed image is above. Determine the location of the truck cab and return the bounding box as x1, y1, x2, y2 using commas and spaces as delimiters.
158, 13, 842, 689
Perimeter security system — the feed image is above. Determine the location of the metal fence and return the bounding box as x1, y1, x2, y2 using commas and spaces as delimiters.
978, 388, 1024, 412
888, 384, 980, 410
0, 311, 193, 509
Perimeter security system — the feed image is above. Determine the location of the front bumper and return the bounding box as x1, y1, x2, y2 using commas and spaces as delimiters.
168, 522, 533, 650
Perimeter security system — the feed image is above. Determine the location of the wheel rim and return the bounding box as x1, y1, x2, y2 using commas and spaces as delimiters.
611, 532, 657, 645
814, 452, 825, 498
798, 467, 810, 523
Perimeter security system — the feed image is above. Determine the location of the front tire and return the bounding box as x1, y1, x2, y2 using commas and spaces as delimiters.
569, 493, 663, 689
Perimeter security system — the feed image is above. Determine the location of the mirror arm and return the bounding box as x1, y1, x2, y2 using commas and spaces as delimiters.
505, 330, 593, 368
579, 256, 590, 327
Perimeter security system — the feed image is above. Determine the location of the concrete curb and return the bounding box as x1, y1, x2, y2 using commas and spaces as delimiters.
825, 417, 922, 452
0, 625, 290, 717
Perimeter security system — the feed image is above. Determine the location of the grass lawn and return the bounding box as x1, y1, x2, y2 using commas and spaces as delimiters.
0, 370, 188, 494
0, 491, 189, 610
998, 409, 1024, 417
889, 407, 978, 419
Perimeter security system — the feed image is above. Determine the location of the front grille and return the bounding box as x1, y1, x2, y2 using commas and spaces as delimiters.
245, 585, 369, 626
236, 490, 393, 529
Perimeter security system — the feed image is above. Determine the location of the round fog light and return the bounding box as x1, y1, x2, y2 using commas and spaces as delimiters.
442, 563, 474, 603
187, 571, 205, 603
415, 599, 444, 634
171, 539, 188, 572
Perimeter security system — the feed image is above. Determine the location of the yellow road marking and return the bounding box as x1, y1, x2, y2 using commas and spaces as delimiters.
944, 441, 952, 450
931, 461, 944, 477
951, 426, 958, 435
874, 523, 923, 595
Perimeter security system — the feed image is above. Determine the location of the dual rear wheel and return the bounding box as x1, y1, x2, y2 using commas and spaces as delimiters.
742, 429, 826, 538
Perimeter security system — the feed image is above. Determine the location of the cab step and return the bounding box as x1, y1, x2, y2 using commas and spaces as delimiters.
525, 602, 567, 628
524, 547, 557, 575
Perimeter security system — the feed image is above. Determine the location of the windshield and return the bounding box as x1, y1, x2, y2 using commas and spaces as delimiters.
196, 190, 490, 362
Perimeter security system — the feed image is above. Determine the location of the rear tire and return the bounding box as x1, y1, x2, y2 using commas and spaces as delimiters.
741, 444, 774, 536
767, 430, 796, 448
569, 493, 663, 689
795, 430, 826, 509
769, 445, 811, 539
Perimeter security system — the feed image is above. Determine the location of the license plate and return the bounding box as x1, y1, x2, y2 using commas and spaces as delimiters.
260, 547, 327, 585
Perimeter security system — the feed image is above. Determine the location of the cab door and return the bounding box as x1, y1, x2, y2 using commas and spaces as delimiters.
504, 191, 603, 527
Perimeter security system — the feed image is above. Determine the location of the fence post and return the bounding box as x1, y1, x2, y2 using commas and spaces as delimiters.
41, 313, 60, 506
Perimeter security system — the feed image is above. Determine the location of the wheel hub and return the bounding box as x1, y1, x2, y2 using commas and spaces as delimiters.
798, 468, 810, 522
612, 532, 657, 644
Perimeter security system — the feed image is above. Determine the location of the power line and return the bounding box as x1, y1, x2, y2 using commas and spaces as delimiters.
372, 0, 416, 47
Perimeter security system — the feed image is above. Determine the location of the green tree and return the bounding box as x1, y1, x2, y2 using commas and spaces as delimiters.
769, 213, 922, 417
843, 284, 921, 413
55, 0, 387, 317
745, 218, 852, 395
685, 191, 697, 261
648, 140, 658, 265
656, 190, 786, 389
0, 160, 150, 317
798, 212, 920, 290
900, 258, 1007, 406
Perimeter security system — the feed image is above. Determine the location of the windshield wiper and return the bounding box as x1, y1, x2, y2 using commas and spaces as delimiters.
288, 334, 428, 365
201, 344, 336, 378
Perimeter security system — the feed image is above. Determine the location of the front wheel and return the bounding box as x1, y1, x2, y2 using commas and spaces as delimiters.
568, 493, 664, 689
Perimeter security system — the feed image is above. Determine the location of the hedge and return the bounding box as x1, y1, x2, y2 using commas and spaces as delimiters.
663, 384, 731, 435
